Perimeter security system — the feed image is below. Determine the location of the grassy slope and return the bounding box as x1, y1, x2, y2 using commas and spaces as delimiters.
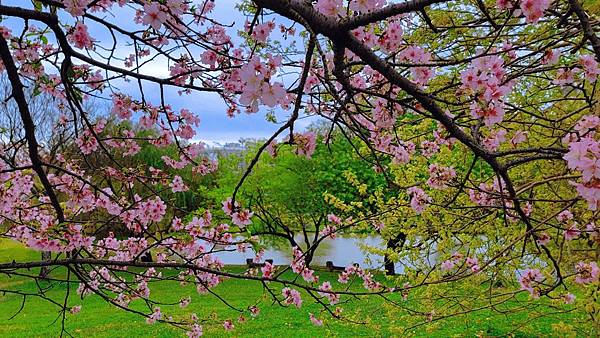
0, 240, 587, 337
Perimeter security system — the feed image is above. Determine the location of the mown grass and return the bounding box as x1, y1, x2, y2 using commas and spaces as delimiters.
0, 239, 590, 337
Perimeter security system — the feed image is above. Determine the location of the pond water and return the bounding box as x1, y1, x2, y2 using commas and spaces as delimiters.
201, 234, 538, 277
209, 235, 433, 273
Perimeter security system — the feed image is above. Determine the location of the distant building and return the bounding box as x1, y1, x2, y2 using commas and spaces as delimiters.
204, 142, 245, 160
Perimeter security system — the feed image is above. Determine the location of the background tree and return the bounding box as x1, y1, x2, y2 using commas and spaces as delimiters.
211, 130, 388, 266
0, 75, 86, 278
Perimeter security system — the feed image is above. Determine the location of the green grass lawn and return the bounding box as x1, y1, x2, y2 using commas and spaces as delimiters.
0, 239, 591, 337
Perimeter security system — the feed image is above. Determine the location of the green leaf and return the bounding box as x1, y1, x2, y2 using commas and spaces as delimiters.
32, 0, 43, 11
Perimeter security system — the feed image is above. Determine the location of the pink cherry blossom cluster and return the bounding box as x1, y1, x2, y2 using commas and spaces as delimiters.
309, 313, 324, 326
146, 307, 162, 324
315, 0, 387, 16
327, 213, 342, 225
391, 141, 416, 165
552, 55, 599, 87
556, 210, 581, 241
319, 224, 338, 239
186, 324, 203, 338
497, 0, 551, 24
427, 163, 456, 190
563, 115, 600, 210
468, 177, 509, 208
377, 17, 403, 54
169, 175, 189, 193
62, 0, 92, 17
222, 198, 254, 228
103, 129, 140, 157
465, 257, 480, 273
223, 319, 234, 331
579, 55, 600, 82
349, 0, 386, 13
282, 287, 303, 308
574, 261, 599, 285
315, 0, 343, 16
482, 129, 506, 152
420, 140, 440, 158
250, 21, 275, 43
291, 246, 319, 283
400, 45, 434, 86
261, 261, 275, 279
318, 281, 340, 305
519, 0, 551, 23
407, 186, 431, 214
535, 232, 551, 246
75, 119, 106, 155
337, 264, 382, 290
67, 22, 94, 49
223, 55, 290, 113
461, 54, 512, 126
519, 268, 544, 298
440, 252, 463, 272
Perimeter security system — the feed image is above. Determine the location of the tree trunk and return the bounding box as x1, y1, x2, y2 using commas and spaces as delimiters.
141, 251, 153, 262
304, 247, 315, 268
384, 233, 406, 276
39, 251, 51, 279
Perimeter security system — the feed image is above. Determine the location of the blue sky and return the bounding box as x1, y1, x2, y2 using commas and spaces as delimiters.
3, 0, 313, 145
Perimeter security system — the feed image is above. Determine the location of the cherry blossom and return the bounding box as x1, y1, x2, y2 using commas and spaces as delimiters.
318, 281, 340, 305
519, 0, 551, 23
466, 257, 480, 273
63, 0, 91, 17
519, 269, 543, 298
146, 307, 162, 324
574, 261, 599, 285
407, 187, 431, 214
67, 22, 94, 49
536, 233, 550, 246
440, 260, 455, 271
320, 225, 337, 239
282, 287, 302, 308
169, 175, 189, 193
261, 261, 275, 279
221, 198, 239, 216
223, 319, 234, 331
232, 209, 253, 228
563, 293, 576, 304
251, 22, 275, 43
427, 164, 456, 189
249, 305, 260, 317
315, 0, 343, 16
186, 324, 203, 338
309, 313, 324, 326
70, 305, 81, 314
142, 3, 167, 30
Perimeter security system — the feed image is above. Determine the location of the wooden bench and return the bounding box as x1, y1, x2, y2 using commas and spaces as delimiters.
246, 258, 274, 268
325, 261, 359, 272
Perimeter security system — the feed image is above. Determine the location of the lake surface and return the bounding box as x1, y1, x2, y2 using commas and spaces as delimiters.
201, 234, 539, 276
209, 235, 426, 273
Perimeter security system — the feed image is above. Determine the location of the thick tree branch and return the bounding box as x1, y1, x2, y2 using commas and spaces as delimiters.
569, 0, 600, 60
341, 0, 449, 30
